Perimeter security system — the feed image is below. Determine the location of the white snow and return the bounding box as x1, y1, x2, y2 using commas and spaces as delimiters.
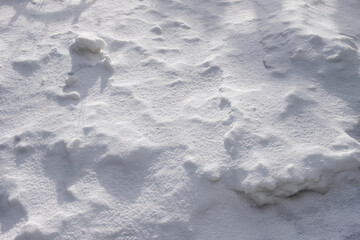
1, 0, 360, 239
74, 34, 107, 54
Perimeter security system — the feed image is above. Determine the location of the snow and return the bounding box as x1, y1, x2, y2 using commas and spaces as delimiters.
1, 0, 360, 239
74, 34, 107, 54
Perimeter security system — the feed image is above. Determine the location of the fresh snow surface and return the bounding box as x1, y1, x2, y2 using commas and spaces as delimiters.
1, 0, 360, 239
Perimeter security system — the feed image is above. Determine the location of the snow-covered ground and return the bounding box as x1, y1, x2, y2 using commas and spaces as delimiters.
1, 0, 360, 239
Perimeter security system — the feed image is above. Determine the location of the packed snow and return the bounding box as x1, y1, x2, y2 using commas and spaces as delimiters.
1, 0, 360, 239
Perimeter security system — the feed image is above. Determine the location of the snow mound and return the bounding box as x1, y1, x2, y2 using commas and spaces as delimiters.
70, 34, 112, 69
225, 124, 360, 205
74, 34, 107, 54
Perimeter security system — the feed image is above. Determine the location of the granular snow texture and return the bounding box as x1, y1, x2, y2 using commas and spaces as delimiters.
1, 0, 360, 239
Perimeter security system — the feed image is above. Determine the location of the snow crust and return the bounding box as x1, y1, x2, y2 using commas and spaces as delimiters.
1, 0, 360, 239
